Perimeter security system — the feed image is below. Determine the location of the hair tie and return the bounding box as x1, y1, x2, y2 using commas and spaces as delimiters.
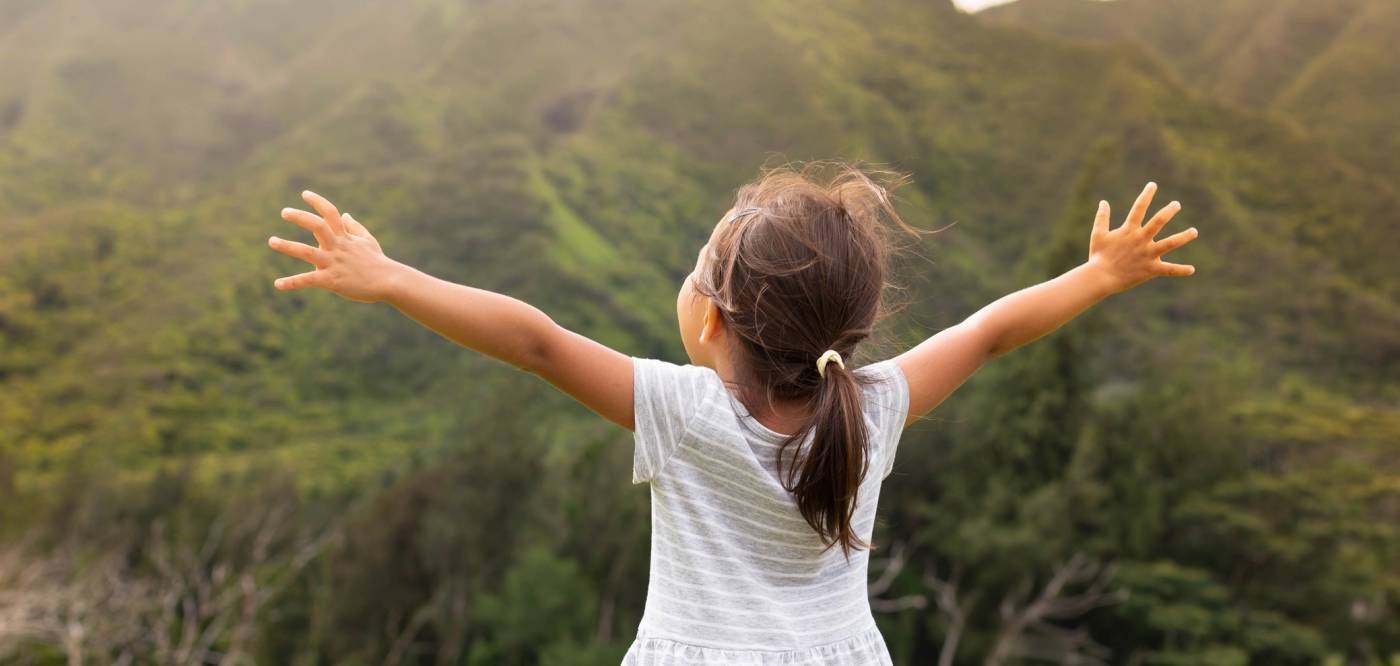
816, 350, 845, 378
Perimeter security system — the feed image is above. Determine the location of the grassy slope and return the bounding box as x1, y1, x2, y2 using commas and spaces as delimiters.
984, 0, 1400, 175
0, 0, 1395, 497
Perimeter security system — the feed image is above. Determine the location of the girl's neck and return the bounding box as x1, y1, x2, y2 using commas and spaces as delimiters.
714, 364, 811, 437
745, 399, 810, 438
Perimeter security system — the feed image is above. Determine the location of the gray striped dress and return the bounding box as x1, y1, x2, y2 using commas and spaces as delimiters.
622, 356, 910, 666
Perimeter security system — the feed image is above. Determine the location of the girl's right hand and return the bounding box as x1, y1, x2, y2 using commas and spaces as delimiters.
1087, 181, 1199, 294
268, 190, 404, 304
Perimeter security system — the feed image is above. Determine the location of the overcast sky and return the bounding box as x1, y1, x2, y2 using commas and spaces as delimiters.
951, 0, 1018, 11
954, 0, 1113, 11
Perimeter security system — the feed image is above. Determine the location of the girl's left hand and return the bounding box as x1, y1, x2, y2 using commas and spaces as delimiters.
268, 190, 403, 303
1088, 181, 1199, 294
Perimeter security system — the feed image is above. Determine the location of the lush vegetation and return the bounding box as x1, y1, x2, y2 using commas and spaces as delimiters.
0, 0, 1395, 663
984, 0, 1400, 179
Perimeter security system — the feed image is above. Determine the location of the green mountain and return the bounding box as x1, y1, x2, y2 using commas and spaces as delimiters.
984, 0, 1400, 176
0, 0, 1395, 663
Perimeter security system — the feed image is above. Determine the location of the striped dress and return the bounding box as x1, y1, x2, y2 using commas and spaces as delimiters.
622, 356, 910, 666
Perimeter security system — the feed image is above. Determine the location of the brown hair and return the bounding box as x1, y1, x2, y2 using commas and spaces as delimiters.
692, 159, 920, 559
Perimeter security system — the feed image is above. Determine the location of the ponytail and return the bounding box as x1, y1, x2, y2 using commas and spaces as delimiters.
776, 351, 873, 560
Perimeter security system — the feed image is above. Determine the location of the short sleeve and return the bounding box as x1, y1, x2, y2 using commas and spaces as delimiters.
631, 357, 720, 485
857, 359, 911, 480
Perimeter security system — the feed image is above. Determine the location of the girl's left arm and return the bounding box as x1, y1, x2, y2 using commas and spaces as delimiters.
896, 181, 1199, 426
268, 191, 636, 431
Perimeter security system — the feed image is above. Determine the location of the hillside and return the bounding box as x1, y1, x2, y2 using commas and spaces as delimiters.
984, 0, 1400, 176
0, 0, 1396, 662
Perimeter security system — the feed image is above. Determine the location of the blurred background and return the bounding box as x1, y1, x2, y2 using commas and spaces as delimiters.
0, 0, 1396, 663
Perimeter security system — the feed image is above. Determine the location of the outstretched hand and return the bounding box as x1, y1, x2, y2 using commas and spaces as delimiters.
268, 191, 402, 303
1089, 182, 1199, 294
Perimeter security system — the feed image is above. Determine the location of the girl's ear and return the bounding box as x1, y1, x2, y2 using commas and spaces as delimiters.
699, 299, 724, 344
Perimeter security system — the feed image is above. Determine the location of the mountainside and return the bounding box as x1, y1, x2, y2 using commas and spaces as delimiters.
984, 0, 1400, 176
0, 0, 1396, 663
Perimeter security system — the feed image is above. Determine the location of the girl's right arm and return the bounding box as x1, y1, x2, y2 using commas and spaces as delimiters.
894, 182, 1199, 427
268, 190, 636, 431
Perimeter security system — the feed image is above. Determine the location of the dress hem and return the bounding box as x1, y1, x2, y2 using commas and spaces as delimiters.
621, 621, 892, 665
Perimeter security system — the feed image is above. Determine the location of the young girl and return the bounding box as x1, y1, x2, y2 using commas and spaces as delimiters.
268, 161, 1197, 665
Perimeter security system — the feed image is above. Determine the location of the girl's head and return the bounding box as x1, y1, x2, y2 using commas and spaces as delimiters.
677, 160, 918, 558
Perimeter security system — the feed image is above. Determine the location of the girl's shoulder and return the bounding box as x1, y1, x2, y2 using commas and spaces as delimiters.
632, 357, 727, 404
854, 358, 911, 480
855, 358, 910, 420
855, 357, 906, 389
629, 357, 728, 484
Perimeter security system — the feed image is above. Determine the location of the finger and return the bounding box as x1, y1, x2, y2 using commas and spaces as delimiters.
268, 235, 326, 265
302, 190, 346, 235
274, 270, 324, 291
282, 207, 334, 245
1124, 181, 1157, 230
1143, 200, 1182, 238
342, 213, 369, 237
1150, 226, 1198, 256
1092, 200, 1110, 237
1156, 260, 1195, 277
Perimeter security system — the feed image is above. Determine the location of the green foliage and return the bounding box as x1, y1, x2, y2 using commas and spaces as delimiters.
1104, 561, 1325, 664
986, 0, 1400, 178
475, 546, 600, 661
